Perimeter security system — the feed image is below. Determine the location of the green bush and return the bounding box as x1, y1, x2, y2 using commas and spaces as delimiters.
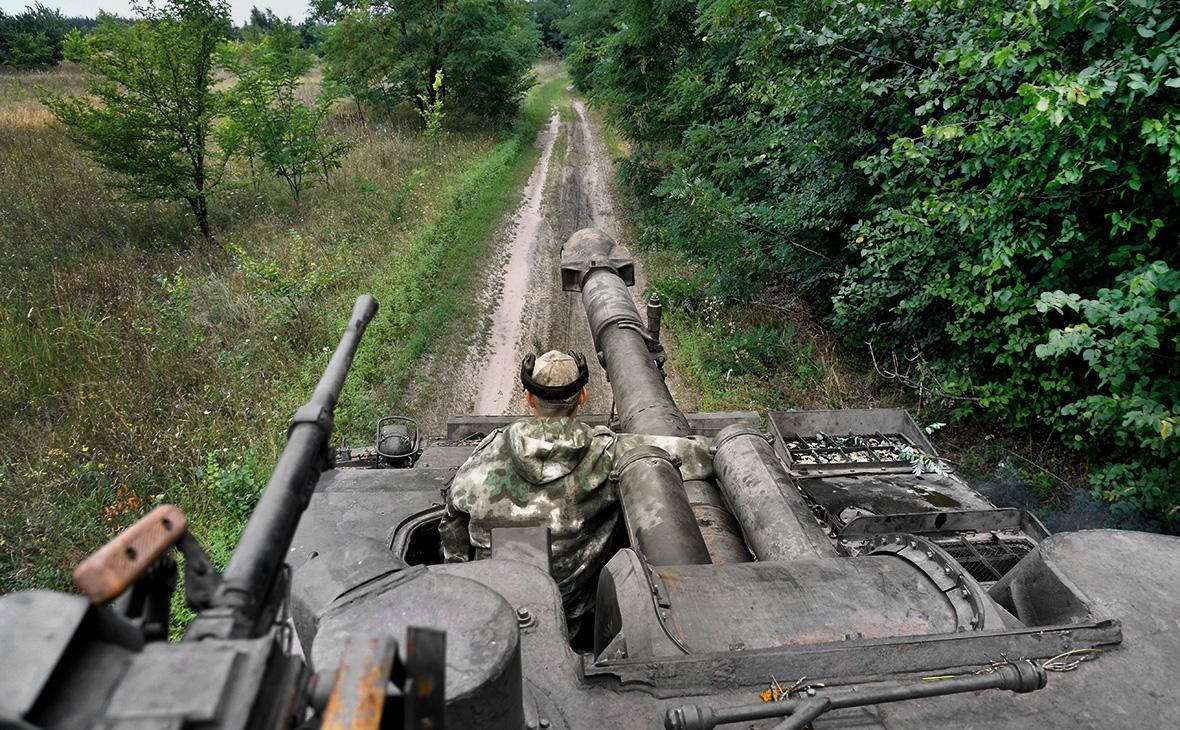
219, 28, 352, 210
201, 448, 266, 522
570, 0, 1180, 525
1036, 262, 1179, 519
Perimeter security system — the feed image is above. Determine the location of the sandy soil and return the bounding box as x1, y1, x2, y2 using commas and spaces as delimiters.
408, 91, 695, 435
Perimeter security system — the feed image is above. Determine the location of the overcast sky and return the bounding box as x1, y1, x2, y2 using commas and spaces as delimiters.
0, 1, 313, 25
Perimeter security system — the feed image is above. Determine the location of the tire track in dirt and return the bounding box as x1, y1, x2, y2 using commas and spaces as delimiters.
410, 90, 692, 434
473, 111, 563, 414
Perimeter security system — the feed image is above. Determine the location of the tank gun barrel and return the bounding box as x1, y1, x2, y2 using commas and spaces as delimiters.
560, 228, 689, 436
191, 295, 379, 639
562, 229, 715, 566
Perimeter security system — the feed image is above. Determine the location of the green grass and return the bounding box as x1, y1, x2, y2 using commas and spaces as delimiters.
0, 63, 569, 594
641, 247, 901, 415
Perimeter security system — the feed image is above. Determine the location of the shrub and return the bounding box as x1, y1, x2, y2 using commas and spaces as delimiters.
201, 448, 266, 522
219, 27, 351, 210
571, 0, 1180, 524
1036, 262, 1179, 519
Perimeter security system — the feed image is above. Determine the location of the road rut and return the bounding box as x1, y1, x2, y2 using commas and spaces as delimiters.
409, 92, 683, 434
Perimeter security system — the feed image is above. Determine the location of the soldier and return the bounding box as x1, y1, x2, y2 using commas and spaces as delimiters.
440, 350, 619, 623
441, 349, 719, 627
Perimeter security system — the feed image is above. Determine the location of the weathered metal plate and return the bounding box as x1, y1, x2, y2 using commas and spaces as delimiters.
106, 643, 241, 720
841, 508, 1049, 540
800, 473, 995, 530
0, 591, 92, 716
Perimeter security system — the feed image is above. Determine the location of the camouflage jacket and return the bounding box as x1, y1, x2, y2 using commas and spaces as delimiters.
439, 418, 716, 619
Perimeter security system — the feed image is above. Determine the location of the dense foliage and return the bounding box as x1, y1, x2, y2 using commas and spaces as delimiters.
569, 0, 1180, 524
0, 3, 94, 68
320, 0, 539, 120
530, 0, 569, 53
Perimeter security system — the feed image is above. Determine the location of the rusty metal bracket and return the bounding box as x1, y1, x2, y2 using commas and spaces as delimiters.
322, 635, 398, 730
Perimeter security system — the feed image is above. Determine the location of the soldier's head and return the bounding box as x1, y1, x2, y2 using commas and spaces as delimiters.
520, 350, 589, 418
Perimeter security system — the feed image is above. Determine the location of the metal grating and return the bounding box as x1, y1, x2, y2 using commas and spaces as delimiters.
936, 537, 1034, 583
783, 432, 917, 465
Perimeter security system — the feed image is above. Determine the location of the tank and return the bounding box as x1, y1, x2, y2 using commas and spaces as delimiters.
3, 229, 1180, 729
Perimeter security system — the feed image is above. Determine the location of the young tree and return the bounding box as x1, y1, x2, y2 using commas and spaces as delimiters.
317, 9, 400, 120
559, 0, 620, 90
219, 25, 352, 211
320, 0, 538, 121
43, 0, 231, 240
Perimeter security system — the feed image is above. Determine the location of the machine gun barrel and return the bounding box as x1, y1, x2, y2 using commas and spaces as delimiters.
204, 295, 378, 637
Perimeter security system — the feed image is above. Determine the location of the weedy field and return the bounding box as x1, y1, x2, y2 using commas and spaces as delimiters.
0, 61, 567, 592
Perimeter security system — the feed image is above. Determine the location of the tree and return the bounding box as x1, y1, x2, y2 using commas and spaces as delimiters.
241, 5, 282, 42
249, 5, 280, 29
320, 0, 538, 121
219, 25, 352, 210
318, 9, 401, 118
296, 15, 328, 52
0, 4, 68, 68
44, 0, 231, 240
530, 0, 568, 54
559, 0, 619, 88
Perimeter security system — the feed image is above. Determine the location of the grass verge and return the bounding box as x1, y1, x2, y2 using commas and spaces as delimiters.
335, 72, 567, 437
640, 247, 903, 416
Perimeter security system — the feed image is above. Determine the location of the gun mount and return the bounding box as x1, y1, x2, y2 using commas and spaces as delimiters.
4, 231, 1180, 729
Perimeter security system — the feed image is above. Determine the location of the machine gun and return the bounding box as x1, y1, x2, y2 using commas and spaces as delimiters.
0, 295, 445, 730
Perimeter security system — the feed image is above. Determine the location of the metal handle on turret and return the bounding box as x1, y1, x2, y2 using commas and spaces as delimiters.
665, 661, 1047, 730
73, 504, 188, 604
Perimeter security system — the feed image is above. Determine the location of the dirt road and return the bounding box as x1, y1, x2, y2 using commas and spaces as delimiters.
409, 92, 675, 433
